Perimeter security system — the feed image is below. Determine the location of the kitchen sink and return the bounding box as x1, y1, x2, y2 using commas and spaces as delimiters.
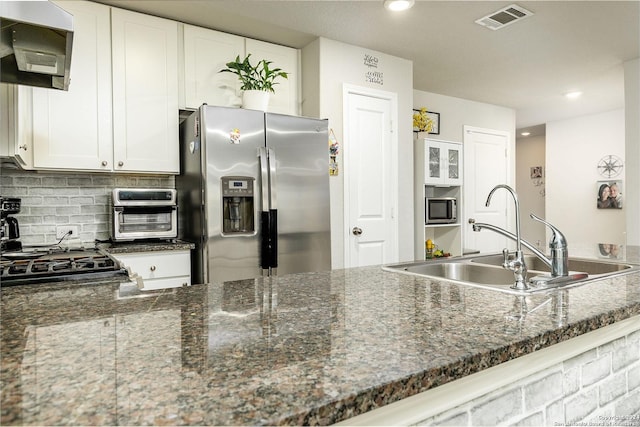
469, 254, 634, 276
382, 253, 639, 295
388, 261, 517, 286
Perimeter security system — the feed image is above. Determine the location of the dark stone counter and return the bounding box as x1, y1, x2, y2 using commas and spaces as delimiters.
1, 260, 639, 425
99, 239, 195, 254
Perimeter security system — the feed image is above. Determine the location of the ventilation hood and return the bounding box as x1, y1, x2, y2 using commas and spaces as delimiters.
0, 1, 73, 91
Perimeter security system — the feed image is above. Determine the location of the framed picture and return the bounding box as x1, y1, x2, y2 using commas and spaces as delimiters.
413, 109, 440, 135
596, 180, 623, 209
530, 166, 543, 179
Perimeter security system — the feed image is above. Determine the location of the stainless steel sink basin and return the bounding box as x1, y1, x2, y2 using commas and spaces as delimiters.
382, 253, 639, 295
469, 254, 634, 276
389, 261, 516, 285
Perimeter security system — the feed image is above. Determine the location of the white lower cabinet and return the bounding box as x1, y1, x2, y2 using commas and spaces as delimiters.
113, 250, 191, 290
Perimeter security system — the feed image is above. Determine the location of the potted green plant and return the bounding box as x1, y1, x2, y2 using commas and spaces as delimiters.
220, 54, 288, 111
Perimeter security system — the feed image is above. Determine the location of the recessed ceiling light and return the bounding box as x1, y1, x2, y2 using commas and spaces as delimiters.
384, 0, 415, 12
565, 91, 583, 99
521, 132, 531, 136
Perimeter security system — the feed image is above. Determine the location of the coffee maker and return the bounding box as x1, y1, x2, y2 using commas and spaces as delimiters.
1, 197, 22, 252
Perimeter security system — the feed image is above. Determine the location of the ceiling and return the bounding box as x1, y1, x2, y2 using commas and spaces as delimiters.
93, 0, 640, 133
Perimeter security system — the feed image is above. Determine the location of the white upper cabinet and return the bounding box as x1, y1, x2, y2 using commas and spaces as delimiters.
31, 1, 112, 171
182, 25, 244, 109
26, 2, 179, 174
181, 25, 299, 115
13, 1, 299, 174
244, 39, 298, 115
424, 138, 463, 186
1, 84, 33, 169
111, 8, 179, 174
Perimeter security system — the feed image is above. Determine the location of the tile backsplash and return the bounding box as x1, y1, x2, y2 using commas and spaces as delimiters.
1, 169, 174, 245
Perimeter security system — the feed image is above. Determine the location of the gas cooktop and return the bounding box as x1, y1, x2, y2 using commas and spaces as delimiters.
0, 247, 128, 286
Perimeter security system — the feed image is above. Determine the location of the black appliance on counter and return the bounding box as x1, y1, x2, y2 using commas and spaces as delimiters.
1, 197, 22, 252
0, 247, 128, 287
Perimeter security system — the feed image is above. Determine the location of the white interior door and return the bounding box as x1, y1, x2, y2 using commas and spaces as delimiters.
463, 126, 511, 253
343, 85, 398, 268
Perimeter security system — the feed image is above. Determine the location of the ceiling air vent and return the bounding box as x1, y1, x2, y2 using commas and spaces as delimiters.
475, 4, 533, 30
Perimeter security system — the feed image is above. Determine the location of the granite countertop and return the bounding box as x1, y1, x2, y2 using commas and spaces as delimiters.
2, 255, 640, 425
99, 239, 195, 254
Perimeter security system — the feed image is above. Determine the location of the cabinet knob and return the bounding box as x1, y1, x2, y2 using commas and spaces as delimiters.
101, 161, 108, 167
118, 161, 124, 167
150, 265, 156, 272
18, 144, 28, 151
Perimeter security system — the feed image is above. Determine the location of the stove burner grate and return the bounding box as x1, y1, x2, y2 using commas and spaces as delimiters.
0, 248, 127, 286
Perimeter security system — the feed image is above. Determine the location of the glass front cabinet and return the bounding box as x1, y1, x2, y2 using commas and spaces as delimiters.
425, 139, 462, 186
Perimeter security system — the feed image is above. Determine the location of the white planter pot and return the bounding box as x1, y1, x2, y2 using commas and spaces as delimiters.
242, 90, 270, 111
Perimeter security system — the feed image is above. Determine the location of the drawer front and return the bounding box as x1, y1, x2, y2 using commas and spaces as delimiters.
140, 276, 190, 290
114, 250, 190, 280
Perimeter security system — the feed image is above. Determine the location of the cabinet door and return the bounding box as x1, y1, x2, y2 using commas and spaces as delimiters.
1, 84, 33, 168
112, 250, 191, 290
444, 142, 463, 185
111, 8, 179, 174
182, 25, 244, 109
425, 143, 443, 184
32, 1, 113, 171
245, 38, 299, 115
424, 140, 463, 186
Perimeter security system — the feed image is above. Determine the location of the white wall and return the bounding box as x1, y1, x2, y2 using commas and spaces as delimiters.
516, 134, 546, 250
624, 58, 640, 247
546, 109, 626, 257
302, 37, 414, 268
412, 91, 516, 145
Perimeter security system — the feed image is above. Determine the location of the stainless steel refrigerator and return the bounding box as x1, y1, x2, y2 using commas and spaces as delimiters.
177, 105, 331, 284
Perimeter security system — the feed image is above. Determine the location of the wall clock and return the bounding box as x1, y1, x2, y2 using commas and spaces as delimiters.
597, 155, 623, 178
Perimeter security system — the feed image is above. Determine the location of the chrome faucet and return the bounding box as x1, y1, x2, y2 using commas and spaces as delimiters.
468, 220, 552, 269
469, 185, 578, 289
485, 184, 528, 290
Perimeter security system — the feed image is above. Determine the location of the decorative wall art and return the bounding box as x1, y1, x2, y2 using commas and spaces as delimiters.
597, 154, 624, 178
329, 129, 340, 176
596, 180, 623, 209
530, 166, 543, 178
530, 166, 545, 196
413, 108, 440, 135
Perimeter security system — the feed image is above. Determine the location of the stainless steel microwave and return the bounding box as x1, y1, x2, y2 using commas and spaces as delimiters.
111, 188, 177, 241
426, 197, 457, 224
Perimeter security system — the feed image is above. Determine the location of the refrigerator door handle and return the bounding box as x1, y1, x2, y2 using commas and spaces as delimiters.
267, 148, 278, 269
267, 148, 277, 210
258, 147, 270, 213
258, 147, 271, 271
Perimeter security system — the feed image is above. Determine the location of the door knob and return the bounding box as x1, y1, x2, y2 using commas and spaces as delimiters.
352, 227, 363, 236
